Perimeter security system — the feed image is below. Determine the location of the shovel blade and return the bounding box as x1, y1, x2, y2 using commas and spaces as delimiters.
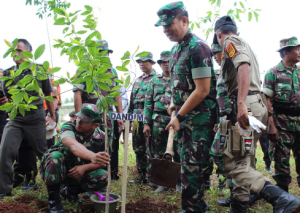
150, 158, 181, 188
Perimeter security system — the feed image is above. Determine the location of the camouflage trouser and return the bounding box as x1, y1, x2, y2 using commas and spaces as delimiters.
40, 151, 108, 191
151, 120, 169, 160
269, 128, 300, 187
132, 122, 149, 170
173, 129, 183, 164
180, 111, 216, 212
210, 129, 233, 188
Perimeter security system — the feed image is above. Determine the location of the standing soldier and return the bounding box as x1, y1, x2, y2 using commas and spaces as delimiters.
156, 2, 217, 212
215, 16, 300, 212
143, 51, 172, 192
264, 37, 300, 192
128, 52, 156, 184
209, 42, 234, 196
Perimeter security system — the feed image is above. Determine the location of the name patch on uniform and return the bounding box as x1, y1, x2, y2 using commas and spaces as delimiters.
225, 42, 238, 60
111, 113, 144, 122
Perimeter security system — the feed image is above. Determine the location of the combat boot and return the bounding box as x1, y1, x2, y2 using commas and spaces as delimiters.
276, 184, 289, 192
47, 184, 64, 213
229, 197, 247, 213
260, 182, 300, 213
60, 185, 84, 204
13, 174, 24, 188
265, 161, 272, 173
0, 192, 12, 199
22, 174, 38, 191
129, 169, 147, 184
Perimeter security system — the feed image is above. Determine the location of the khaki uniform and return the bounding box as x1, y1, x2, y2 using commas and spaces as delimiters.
220, 36, 269, 202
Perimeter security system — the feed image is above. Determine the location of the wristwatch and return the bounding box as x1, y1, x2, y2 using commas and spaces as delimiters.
176, 113, 185, 122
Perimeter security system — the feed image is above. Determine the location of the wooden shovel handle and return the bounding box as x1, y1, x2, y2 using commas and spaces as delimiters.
165, 111, 176, 155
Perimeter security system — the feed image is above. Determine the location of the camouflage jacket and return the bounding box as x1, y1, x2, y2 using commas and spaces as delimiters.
169, 29, 217, 113
45, 120, 106, 166
128, 69, 157, 115
263, 61, 300, 131
216, 69, 231, 116
144, 74, 172, 125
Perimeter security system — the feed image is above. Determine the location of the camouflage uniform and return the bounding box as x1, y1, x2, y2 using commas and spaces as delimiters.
210, 43, 233, 188
144, 51, 172, 160
40, 104, 108, 191
155, 3, 217, 211
73, 40, 118, 152
263, 37, 300, 189
128, 52, 156, 171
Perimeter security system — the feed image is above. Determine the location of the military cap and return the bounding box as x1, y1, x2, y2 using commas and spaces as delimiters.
277, 37, 300, 52
96, 40, 113, 54
136, 52, 156, 64
155, 1, 186, 27
75, 103, 101, 123
157, 51, 171, 64
211, 43, 222, 53
215, 16, 237, 32
69, 110, 76, 118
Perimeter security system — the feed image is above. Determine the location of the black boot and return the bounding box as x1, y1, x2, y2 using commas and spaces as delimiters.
47, 184, 65, 213
60, 185, 84, 203
203, 174, 211, 190
217, 194, 233, 207
247, 192, 261, 206
229, 197, 247, 213
276, 184, 289, 193
129, 169, 147, 184
13, 174, 24, 188
0, 192, 12, 199
260, 182, 300, 213
22, 174, 38, 191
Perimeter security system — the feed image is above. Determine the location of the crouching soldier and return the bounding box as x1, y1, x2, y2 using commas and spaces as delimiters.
40, 104, 110, 213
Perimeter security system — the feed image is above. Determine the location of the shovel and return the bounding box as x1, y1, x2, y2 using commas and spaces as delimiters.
150, 111, 181, 188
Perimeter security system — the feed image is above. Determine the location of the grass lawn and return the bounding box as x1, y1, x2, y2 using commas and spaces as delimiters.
0, 141, 299, 212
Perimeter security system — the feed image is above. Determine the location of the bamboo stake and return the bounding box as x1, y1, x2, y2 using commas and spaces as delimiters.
121, 120, 130, 213
104, 112, 110, 213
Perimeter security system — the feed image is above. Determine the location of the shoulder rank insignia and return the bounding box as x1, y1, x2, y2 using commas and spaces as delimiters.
225, 42, 238, 60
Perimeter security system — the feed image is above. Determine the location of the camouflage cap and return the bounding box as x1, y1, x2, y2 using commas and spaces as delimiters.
277, 37, 300, 52
96, 40, 113, 54
136, 52, 156, 64
211, 44, 222, 53
75, 104, 101, 123
155, 1, 186, 27
157, 51, 171, 64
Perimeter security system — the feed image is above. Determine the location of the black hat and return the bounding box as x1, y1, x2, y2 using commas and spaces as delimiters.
214, 16, 236, 32
69, 111, 77, 118
213, 33, 219, 45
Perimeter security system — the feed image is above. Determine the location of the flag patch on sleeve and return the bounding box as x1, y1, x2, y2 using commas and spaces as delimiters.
225, 42, 238, 60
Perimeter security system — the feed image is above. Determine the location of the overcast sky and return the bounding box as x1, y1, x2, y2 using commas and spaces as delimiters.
0, 0, 299, 101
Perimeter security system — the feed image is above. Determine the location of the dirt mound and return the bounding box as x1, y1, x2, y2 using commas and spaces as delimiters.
15, 195, 47, 211
116, 197, 178, 213
0, 202, 39, 213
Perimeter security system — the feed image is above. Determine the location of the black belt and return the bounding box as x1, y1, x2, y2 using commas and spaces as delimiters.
134, 103, 144, 109
273, 107, 300, 117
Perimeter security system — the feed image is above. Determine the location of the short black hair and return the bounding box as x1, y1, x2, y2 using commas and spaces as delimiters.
279, 46, 293, 59
18, 39, 32, 51
217, 25, 237, 35
92, 119, 101, 124
176, 11, 189, 22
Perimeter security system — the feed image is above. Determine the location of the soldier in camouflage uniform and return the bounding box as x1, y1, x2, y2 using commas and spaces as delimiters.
128, 52, 156, 184
156, 2, 217, 212
264, 37, 300, 192
209, 43, 233, 196
143, 51, 172, 192
73, 40, 123, 153
40, 104, 110, 213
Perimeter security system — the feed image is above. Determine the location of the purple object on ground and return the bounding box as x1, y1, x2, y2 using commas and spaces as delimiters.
93, 191, 115, 201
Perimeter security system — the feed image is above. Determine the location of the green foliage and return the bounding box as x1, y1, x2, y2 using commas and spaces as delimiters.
189, 0, 262, 40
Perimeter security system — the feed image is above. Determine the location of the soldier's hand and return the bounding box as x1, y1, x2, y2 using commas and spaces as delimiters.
166, 117, 180, 133
0, 97, 8, 106
237, 103, 249, 129
68, 166, 86, 179
91, 152, 110, 166
117, 120, 123, 133
167, 104, 175, 116
268, 124, 278, 142
143, 124, 151, 137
